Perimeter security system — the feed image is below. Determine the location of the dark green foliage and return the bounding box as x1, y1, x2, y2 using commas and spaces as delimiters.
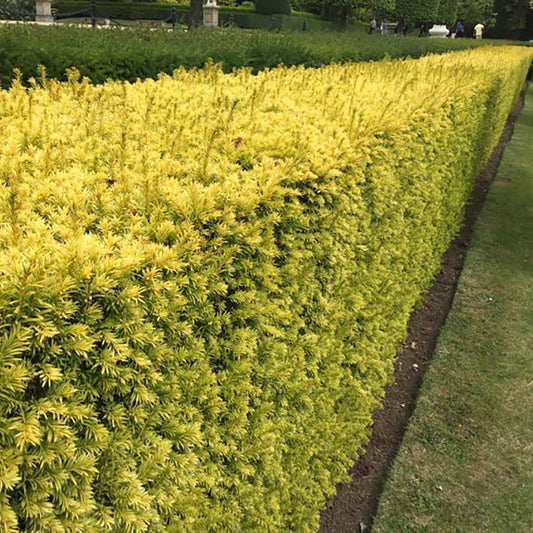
255, 0, 292, 15
458, 0, 494, 26
0, 24, 519, 87
51, 1, 327, 28
291, 0, 323, 13
233, 11, 329, 29
436, 0, 459, 23
493, 0, 531, 39
0, 0, 35, 19
395, 0, 438, 23
53, 1, 249, 22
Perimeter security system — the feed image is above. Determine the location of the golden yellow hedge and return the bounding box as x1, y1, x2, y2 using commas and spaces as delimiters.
0, 47, 531, 532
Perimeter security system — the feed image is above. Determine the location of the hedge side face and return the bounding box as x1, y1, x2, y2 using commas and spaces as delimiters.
0, 47, 531, 532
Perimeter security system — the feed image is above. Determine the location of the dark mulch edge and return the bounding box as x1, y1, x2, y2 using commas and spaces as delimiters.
318, 83, 529, 533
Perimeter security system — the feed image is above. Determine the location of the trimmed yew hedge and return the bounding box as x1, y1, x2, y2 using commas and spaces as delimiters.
0, 47, 531, 532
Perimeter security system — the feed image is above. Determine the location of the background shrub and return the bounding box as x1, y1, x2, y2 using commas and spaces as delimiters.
53, 0, 254, 21
255, 0, 292, 15
0, 24, 525, 87
0, 0, 35, 19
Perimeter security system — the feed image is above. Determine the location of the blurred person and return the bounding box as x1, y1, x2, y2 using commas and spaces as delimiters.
455, 20, 465, 38
474, 22, 485, 39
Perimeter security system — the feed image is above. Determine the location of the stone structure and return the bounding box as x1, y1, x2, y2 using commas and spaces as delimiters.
35, 0, 53, 23
428, 24, 449, 38
203, 0, 219, 28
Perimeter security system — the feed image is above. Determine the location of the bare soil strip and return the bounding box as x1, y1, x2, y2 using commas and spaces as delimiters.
318, 84, 529, 533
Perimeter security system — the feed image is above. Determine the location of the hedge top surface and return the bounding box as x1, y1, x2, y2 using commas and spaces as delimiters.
0, 47, 531, 532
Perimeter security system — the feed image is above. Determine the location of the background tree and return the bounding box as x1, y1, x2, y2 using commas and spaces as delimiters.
436, 0, 459, 24
493, 0, 531, 38
394, 0, 438, 25
188, 0, 203, 27
291, 0, 324, 14
527, 2, 533, 38
395, 0, 492, 28
457, 0, 494, 26
316, 0, 396, 31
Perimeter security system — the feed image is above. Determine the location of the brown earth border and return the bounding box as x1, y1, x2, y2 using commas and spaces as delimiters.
318, 82, 529, 533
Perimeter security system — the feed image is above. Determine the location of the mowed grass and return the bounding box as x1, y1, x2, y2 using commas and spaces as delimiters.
373, 87, 533, 532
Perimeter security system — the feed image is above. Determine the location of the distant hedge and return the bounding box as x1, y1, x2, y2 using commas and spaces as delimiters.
55, 0, 185, 20
0, 46, 531, 532
52, 0, 322, 28
255, 0, 291, 15
53, 0, 251, 19
0, 24, 522, 88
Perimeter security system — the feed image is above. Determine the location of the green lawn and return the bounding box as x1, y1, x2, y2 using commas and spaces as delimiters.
373, 87, 533, 532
